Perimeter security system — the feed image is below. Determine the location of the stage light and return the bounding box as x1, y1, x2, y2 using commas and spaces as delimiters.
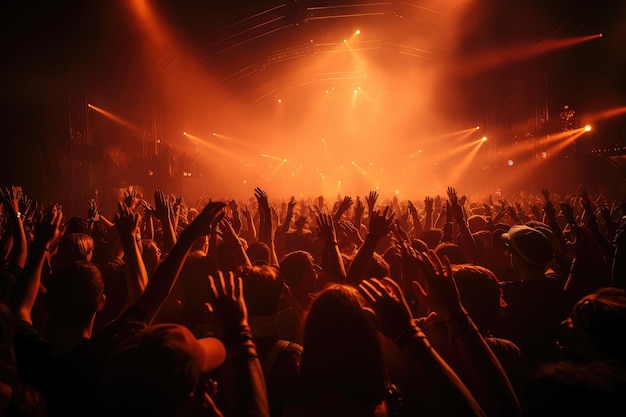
541, 152, 548, 159
355, 29, 361, 35
507, 160, 514, 166
212, 132, 216, 136
344, 39, 347, 43
283, 158, 288, 162
476, 126, 480, 130
183, 132, 187, 135
482, 136, 488, 142
277, 99, 282, 103
585, 125, 592, 131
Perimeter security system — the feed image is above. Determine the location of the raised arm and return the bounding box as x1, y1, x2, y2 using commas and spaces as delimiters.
132, 201, 225, 324
447, 187, 481, 263
358, 277, 485, 417
254, 188, 278, 265
11, 204, 62, 324
154, 189, 176, 253
207, 271, 270, 417
114, 202, 149, 315
346, 206, 394, 286
0, 187, 27, 269
315, 211, 346, 283
412, 251, 520, 417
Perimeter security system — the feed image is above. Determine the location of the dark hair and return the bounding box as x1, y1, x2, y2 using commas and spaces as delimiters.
451, 264, 505, 332
298, 284, 385, 407
237, 264, 283, 316
246, 241, 271, 265
419, 229, 443, 249
46, 261, 104, 328
279, 250, 315, 290
54, 233, 95, 272
434, 242, 466, 265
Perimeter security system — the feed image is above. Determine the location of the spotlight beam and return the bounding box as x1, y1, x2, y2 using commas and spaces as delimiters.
88, 104, 140, 133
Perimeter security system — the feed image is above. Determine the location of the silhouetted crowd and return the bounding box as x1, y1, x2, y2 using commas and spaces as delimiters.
1, 183, 625, 416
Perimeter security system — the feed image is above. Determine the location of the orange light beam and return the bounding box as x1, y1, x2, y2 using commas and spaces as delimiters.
268, 158, 288, 178
433, 138, 485, 161
544, 130, 586, 156
584, 106, 626, 123
260, 153, 283, 161
88, 104, 140, 133
449, 140, 485, 182
463, 33, 603, 73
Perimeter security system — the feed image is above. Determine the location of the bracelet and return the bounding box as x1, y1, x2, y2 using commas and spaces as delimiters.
394, 326, 428, 350
221, 325, 254, 350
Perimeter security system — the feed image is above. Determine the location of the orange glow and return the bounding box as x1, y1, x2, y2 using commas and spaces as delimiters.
584, 106, 626, 123
463, 33, 603, 73
87, 104, 139, 133
584, 125, 592, 132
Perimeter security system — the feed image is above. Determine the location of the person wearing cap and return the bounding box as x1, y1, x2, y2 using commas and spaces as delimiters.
495, 225, 569, 365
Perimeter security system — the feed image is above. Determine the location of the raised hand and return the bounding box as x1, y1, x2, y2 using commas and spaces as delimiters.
87, 199, 100, 221
369, 206, 395, 239
338, 220, 362, 245
315, 211, 338, 244
365, 191, 378, 214
354, 196, 365, 220
241, 204, 252, 222
33, 203, 63, 247
424, 196, 434, 213
333, 195, 353, 222
359, 277, 415, 340
407, 200, 417, 217
185, 201, 226, 239
153, 189, 171, 221
218, 216, 240, 244
0, 186, 20, 216
411, 251, 465, 322
254, 187, 269, 212
559, 201, 577, 225
114, 201, 140, 238
123, 187, 138, 209
206, 271, 248, 337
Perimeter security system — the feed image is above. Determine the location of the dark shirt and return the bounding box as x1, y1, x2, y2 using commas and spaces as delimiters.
14, 307, 148, 417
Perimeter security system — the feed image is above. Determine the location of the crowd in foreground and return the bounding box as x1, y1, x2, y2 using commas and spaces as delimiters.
0, 183, 625, 417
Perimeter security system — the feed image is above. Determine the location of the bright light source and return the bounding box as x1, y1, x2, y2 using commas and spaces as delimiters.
355, 29, 361, 35
507, 159, 514, 166
277, 99, 282, 103
482, 136, 488, 142
541, 152, 548, 159
283, 158, 288, 162
354, 89, 358, 94
212, 132, 216, 136
183, 132, 187, 135
476, 126, 480, 130
344, 39, 347, 43
584, 125, 592, 131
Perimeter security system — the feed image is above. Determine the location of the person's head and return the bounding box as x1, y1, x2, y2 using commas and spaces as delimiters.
418, 229, 443, 249
501, 225, 553, 270
521, 360, 626, 417
411, 238, 429, 254
54, 233, 95, 271
434, 242, 466, 265
246, 241, 271, 266
45, 261, 105, 330
559, 288, 626, 363
237, 264, 283, 317
99, 323, 226, 417
299, 284, 385, 408
64, 217, 89, 235
467, 215, 488, 233
451, 264, 506, 333
279, 251, 318, 301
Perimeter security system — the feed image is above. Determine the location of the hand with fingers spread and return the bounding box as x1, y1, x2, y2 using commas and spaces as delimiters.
359, 277, 415, 340
33, 203, 63, 248
333, 196, 353, 222
354, 196, 365, 221
316, 211, 338, 245
411, 250, 466, 323
424, 196, 434, 213
365, 191, 378, 214
559, 201, 577, 226
154, 189, 172, 222
184, 201, 226, 240
206, 271, 249, 337
369, 206, 395, 239
254, 187, 269, 212
338, 220, 363, 246
114, 202, 141, 238
123, 188, 138, 209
